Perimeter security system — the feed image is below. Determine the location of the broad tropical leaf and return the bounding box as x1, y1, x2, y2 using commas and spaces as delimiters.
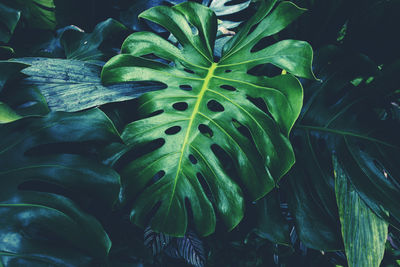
334, 155, 388, 267
102, 1, 314, 236
11, 57, 162, 112
286, 45, 400, 250
0, 109, 121, 266
0, 2, 20, 43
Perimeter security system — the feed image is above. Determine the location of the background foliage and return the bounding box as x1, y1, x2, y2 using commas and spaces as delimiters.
0, 0, 399, 266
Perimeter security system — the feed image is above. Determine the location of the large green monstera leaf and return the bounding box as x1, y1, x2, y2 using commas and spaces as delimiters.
102, 0, 315, 236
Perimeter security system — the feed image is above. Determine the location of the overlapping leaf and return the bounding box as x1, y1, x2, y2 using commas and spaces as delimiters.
334, 155, 388, 267
0, 60, 48, 123
102, 1, 315, 236
1, 0, 56, 30
286, 45, 400, 250
11, 57, 161, 112
0, 3, 20, 43
0, 109, 121, 266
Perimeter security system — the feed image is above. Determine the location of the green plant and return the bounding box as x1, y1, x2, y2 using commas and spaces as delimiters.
1, 0, 400, 266
101, 0, 315, 236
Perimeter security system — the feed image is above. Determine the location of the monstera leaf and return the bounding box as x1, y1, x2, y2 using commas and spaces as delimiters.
286, 45, 400, 252
0, 109, 121, 266
102, 0, 315, 236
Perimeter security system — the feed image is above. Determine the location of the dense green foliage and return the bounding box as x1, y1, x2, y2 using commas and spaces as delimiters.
0, 0, 399, 266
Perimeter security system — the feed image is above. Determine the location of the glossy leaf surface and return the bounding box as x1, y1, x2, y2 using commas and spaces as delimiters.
334, 156, 388, 267
102, 1, 314, 236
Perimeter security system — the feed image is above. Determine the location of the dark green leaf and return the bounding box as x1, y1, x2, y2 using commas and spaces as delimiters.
0, 60, 28, 92
334, 155, 388, 267
288, 45, 400, 251
0, 2, 20, 43
61, 18, 128, 63
2, 0, 56, 30
102, 1, 314, 236
0, 108, 121, 265
254, 190, 290, 245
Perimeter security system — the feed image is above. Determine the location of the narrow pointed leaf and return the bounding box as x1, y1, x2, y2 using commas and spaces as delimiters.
334, 155, 388, 267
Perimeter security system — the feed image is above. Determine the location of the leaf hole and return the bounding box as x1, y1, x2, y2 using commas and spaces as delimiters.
184, 68, 195, 74
179, 84, 193, 91
247, 63, 282, 77
250, 36, 275, 53
198, 124, 213, 138
114, 138, 165, 171
247, 96, 271, 117
142, 201, 162, 227
225, 69, 232, 73
152, 170, 166, 184
165, 126, 182, 135
232, 119, 252, 140
145, 110, 164, 119
173, 102, 188, 111
196, 172, 214, 201
207, 100, 225, 112
210, 144, 239, 182
189, 154, 198, 164
247, 22, 259, 37
220, 84, 236, 91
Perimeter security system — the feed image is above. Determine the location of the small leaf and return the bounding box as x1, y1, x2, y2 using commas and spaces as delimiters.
334, 155, 388, 267
177, 230, 206, 267
144, 226, 171, 256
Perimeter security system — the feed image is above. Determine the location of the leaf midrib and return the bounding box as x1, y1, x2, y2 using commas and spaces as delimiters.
296, 125, 399, 149
164, 62, 217, 220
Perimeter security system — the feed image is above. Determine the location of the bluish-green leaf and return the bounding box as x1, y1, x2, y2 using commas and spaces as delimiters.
0, 109, 121, 265
12, 57, 161, 112
0, 3, 20, 43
